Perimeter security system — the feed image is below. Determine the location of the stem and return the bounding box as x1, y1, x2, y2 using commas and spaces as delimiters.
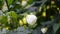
5, 0, 10, 12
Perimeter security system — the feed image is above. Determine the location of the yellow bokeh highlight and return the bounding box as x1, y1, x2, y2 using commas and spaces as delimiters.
51, 1, 55, 4
5, 27, 9, 30
57, 8, 59, 10
42, 11, 46, 17
47, 6, 50, 9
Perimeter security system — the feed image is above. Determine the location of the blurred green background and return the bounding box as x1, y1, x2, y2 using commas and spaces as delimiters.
0, 0, 60, 34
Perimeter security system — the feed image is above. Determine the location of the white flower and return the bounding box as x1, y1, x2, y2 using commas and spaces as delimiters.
41, 27, 48, 34
2, 2, 8, 11
21, 0, 27, 7
26, 14, 37, 25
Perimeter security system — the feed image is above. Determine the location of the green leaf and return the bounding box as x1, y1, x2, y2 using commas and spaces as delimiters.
6, 11, 18, 23
7, 0, 14, 5
53, 23, 60, 33
27, 0, 34, 4
0, 16, 7, 23
6, 11, 19, 30
0, 0, 4, 9
6, 11, 17, 18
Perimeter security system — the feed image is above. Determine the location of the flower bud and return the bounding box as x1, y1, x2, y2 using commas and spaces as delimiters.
19, 20, 23, 26
23, 17, 27, 25
41, 27, 48, 34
